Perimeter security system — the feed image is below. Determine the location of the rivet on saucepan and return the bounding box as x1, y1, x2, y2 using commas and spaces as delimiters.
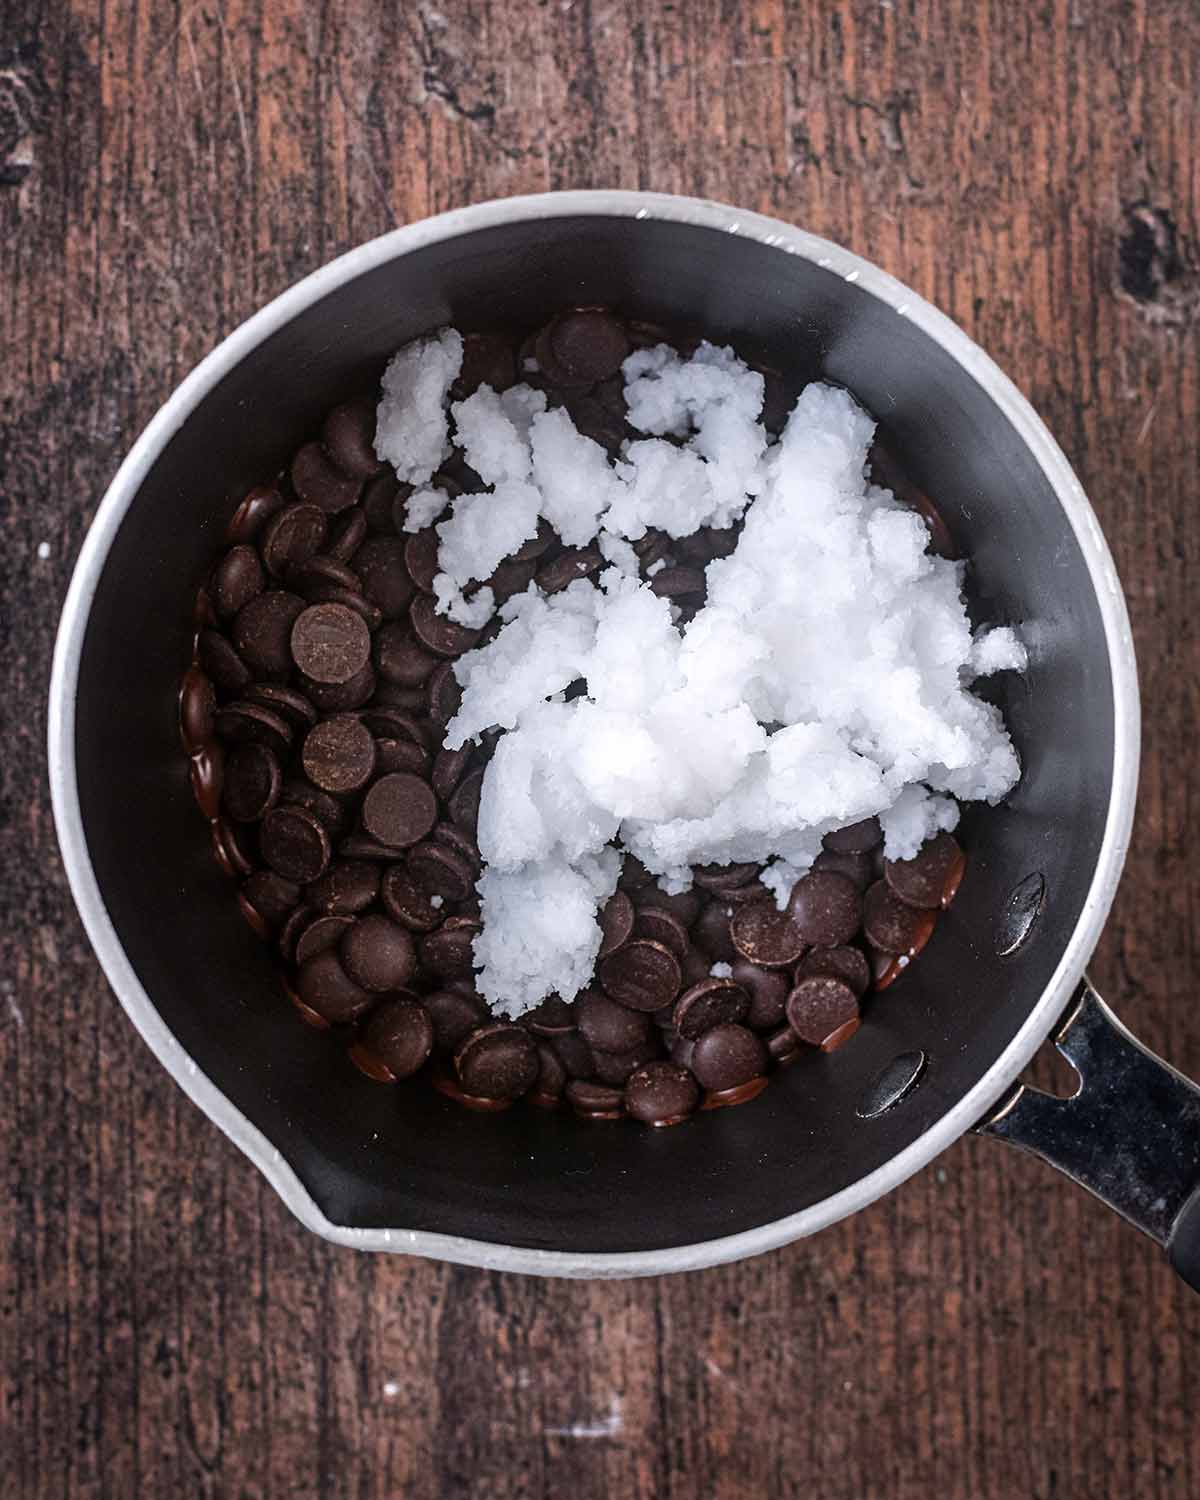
996, 872, 1046, 957
856, 1050, 928, 1120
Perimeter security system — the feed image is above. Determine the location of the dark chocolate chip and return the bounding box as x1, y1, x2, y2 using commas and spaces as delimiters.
692, 861, 758, 893
297, 662, 377, 713
259, 804, 332, 883
179, 666, 216, 752
338, 833, 402, 861
241, 869, 301, 929
197, 629, 252, 696
211, 816, 255, 880
290, 602, 371, 684
884, 832, 965, 909
577, 988, 655, 1053
730, 900, 807, 967
565, 1079, 625, 1120
212, 545, 265, 619
597, 890, 635, 959
532, 1041, 568, 1104
730, 959, 790, 1030
457, 331, 517, 395
795, 945, 871, 998
403, 528, 441, 593
862, 880, 938, 956
786, 975, 860, 1047
521, 997, 577, 1037
552, 1030, 595, 1079
486, 556, 538, 604
322, 401, 383, 479
226, 485, 285, 545
363, 472, 402, 532
786, 871, 863, 947
222, 743, 281, 823
280, 777, 347, 835
325, 506, 368, 564
296, 947, 373, 1023
512, 519, 556, 563
286, 554, 362, 600
673, 978, 750, 1039
338, 913, 417, 992
419, 916, 480, 978
297, 582, 383, 632
823, 817, 883, 854
431, 744, 472, 801
548, 309, 630, 383
649, 566, 706, 600
424, 987, 490, 1051
427, 662, 464, 726
767, 1025, 801, 1066
811, 847, 875, 891
305, 860, 380, 916
597, 939, 682, 1012
625, 1061, 700, 1126
633, 906, 690, 960
454, 1023, 538, 1099
189, 743, 224, 819
406, 839, 476, 902
375, 737, 431, 776
260, 502, 329, 578
302, 715, 376, 794
448, 767, 484, 832
291, 441, 362, 514
361, 772, 439, 849
213, 700, 293, 758
591, 1042, 660, 1087
345, 535, 414, 620
690, 1023, 767, 1092
410, 593, 482, 658
357, 706, 430, 744
242, 682, 319, 730
375, 622, 439, 686
277, 903, 313, 964
294, 912, 356, 965
360, 995, 434, 1079
535, 545, 604, 595
691, 900, 738, 962
380, 864, 445, 931
232, 590, 306, 680
636, 885, 703, 928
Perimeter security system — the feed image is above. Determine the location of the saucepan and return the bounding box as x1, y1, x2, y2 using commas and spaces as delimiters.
48, 191, 1200, 1284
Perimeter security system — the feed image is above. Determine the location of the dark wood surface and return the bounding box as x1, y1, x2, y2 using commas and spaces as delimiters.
3, 1, 1199, 1495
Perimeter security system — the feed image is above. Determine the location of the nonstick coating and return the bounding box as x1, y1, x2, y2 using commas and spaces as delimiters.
69, 208, 1116, 1257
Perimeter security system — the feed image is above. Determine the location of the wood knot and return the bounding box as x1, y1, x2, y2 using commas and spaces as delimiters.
1117, 201, 1198, 326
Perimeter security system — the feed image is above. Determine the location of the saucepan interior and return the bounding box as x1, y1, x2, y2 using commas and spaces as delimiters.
56, 197, 1128, 1268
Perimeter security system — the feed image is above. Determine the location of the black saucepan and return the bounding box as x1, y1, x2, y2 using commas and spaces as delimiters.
50, 192, 1200, 1283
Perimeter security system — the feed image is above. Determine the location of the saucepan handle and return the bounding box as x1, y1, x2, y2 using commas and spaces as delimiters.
975, 977, 1200, 1292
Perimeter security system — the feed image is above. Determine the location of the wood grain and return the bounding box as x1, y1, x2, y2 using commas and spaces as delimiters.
3, 0, 1199, 1495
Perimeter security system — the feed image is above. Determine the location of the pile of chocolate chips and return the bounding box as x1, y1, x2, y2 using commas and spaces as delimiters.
179, 308, 966, 1128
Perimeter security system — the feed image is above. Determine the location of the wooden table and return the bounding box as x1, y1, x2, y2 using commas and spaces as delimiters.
4, 1, 1199, 1495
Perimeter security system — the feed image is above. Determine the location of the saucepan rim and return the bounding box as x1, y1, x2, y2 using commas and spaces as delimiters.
47, 189, 1139, 1278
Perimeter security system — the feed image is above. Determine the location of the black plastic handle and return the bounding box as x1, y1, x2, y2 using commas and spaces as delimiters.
976, 978, 1200, 1292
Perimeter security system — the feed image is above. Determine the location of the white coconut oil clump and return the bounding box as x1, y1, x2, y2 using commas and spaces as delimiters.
375, 330, 1026, 1016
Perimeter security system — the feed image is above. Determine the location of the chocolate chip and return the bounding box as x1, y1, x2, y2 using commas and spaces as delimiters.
212, 545, 265, 619
730, 900, 807, 968
359, 995, 433, 1080
673, 978, 750, 1039
419, 916, 480, 978
259, 804, 332, 883
357, 706, 430, 744
457, 331, 517, 395
337, 913, 417, 992
633, 906, 690, 960
862, 880, 938, 955
277, 903, 313, 964
403, 528, 441, 592
363, 472, 401, 532
350, 536, 416, 619
649, 566, 706, 600
298, 583, 383, 633
241, 682, 319, 730
884, 832, 964, 909
375, 737, 431, 776
222, 743, 281, 822
564, 1079, 625, 1120
531, 1041, 568, 1104
197, 629, 251, 696
552, 1030, 595, 1079
361, 772, 438, 849
691, 901, 737, 961
427, 662, 464, 726
678, 944, 712, 988
211, 815, 255, 879
213, 700, 293, 758
179, 666, 216, 752
522, 997, 577, 1037
689, 1024, 767, 1092
823, 817, 883, 854
591, 1042, 659, 1087
597, 890, 635, 958
730, 959, 790, 1030
286, 554, 362, 600
189, 744, 224, 819
241, 869, 301, 929
260, 502, 329, 578
380, 863, 445, 931
232, 590, 306, 680
226, 485, 284, 545
375, 682, 429, 713
512, 519, 556, 563
486, 556, 538, 604
291, 441, 362, 514
702, 1076, 770, 1109
326, 506, 368, 564
374, 622, 439, 686
423, 987, 489, 1052
577, 988, 654, 1053
430, 744, 472, 801
535, 545, 604, 595
305, 860, 379, 915
280, 777, 347, 835
321, 401, 382, 479
298, 662, 377, 713
597, 939, 682, 1012
339, 833, 402, 861
565, 394, 625, 454
785, 975, 860, 1047
810, 847, 875, 891
795, 945, 870, 998
692, 861, 758, 893
448, 767, 484, 832
406, 839, 476, 902
635, 885, 703, 928
766, 1026, 801, 1066
289, 602, 371, 685
301, 715, 376, 794
624, 1061, 700, 1126
294, 912, 356, 965
548, 309, 630, 383
786, 871, 862, 947
454, 1023, 538, 1099
409, 593, 482, 658
296, 947, 373, 1023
